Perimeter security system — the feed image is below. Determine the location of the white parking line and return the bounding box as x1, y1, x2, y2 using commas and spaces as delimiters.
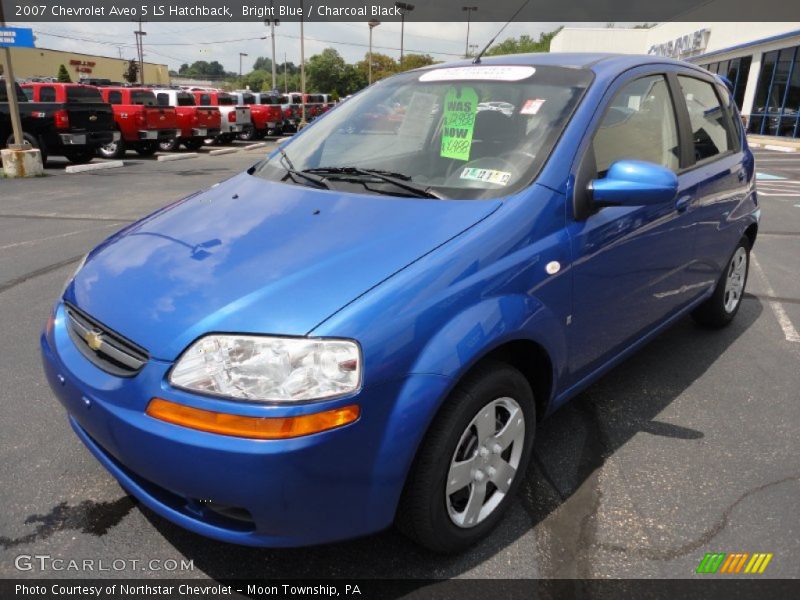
764, 145, 797, 153
751, 253, 800, 343
0, 223, 121, 251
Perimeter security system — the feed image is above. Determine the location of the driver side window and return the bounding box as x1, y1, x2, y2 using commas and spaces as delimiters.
593, 75, 680, 177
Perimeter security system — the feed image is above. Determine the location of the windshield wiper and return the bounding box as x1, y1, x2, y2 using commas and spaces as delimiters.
304, 167, 444, 199
278, 147, 330, 190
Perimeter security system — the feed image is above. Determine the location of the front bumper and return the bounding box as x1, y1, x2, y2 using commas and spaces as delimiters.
40, 303, 450, 546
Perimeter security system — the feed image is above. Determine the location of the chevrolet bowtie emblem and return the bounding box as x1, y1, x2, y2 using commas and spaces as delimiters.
89, 115, 98, 121
84, 330, 103, 351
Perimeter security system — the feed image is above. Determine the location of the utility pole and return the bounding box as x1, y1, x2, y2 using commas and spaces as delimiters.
394, 2, 414, 68
299, 0, 306, 126
368, 19, 380, 85
284, 52, 288, 94
0, 5, 24, 147
133, 16, 146, 85
239, 52, 248, 85
263, 0, 278, 91
462, 6, 478, 58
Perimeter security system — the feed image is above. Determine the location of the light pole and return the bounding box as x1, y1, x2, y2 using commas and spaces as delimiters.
462, 6, 478, 58
394, 2, 414, 69
239, 52, 248, 85
368, 19, 380, 85
284, 52, 288, 94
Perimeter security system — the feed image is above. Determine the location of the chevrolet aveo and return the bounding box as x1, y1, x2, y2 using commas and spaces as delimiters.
42, 54, 758, 553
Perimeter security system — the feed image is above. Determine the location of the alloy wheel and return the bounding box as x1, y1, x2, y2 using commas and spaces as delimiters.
724, 247, 747, 313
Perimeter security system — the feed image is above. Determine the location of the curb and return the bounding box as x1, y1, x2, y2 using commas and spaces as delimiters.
65, 161, 124, 174
243, 143, 267, 151
157, 153, 199, 162
764, 144, 796, 153
209, 148, 240, 156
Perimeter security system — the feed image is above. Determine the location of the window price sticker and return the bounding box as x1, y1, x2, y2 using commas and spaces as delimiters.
441, 87, 478, 162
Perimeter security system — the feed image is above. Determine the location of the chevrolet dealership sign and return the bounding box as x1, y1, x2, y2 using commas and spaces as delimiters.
648, 28, 710, 58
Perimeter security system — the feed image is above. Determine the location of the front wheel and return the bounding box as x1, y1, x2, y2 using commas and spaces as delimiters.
238, 127, 257, 141
182, 138, 204, 151
159, 137, 180, 152
691, 236, 751, 328
396, 360, 535, 553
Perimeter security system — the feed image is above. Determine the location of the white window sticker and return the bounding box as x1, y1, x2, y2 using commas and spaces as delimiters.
419, 66, 535, 83
460, 167, 512, 186
520, 98, 546, 115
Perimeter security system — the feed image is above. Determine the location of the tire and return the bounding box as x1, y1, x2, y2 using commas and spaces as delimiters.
159, 137, 180, 152
63, 149, 94, 164
691, 236, 751, 329
182, 138, 204, 151
135, 142, 158, 157
5, 132, 47, 164
396, 360, 535, 553
238, 127, 257, 141
97, 137, 125, 159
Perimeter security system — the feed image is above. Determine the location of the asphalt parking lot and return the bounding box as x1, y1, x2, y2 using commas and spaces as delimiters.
0, 144, 798, 580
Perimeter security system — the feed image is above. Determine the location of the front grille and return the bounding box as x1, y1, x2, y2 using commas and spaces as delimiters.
65, 303, 149, 377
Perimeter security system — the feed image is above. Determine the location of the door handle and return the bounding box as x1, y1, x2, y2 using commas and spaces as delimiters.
675, 195, 691, 213
738, 170, 746, 182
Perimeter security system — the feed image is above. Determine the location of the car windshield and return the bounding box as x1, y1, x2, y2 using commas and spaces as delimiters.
254, 64, 592, 199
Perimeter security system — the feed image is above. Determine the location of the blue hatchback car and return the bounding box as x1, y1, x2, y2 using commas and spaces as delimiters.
42, 53, 758, 553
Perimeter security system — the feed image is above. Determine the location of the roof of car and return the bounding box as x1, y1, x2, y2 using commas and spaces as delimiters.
423, 52, 707, 76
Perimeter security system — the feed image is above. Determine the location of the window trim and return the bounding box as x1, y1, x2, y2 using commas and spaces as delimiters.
40, 86, 56, 102
671, 72, 739, 172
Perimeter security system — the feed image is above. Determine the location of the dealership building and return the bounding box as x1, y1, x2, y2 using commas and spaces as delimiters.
551, 22, 800, 139
2, 46, 169, 85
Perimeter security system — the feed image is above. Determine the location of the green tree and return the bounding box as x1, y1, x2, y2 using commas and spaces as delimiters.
485, 28, 563, 56
356, 52, 397, 84
252, 56, 273, 72
57, 64, 72, 83
122, 59, 139, 84
397, 53, 436, 72
307, 48, 347, 94
243, 69, 271, 92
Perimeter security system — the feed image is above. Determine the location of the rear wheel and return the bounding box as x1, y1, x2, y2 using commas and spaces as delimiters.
238, 127, 257, 141
135, 142, 159, 157
396, 360, 535, 553
5, 132, 47, 164
158, 137, 180, 152
691, 236, 751, 328
182, 138, 204, 151
97, 137, 125, 159
63, 149, 94, 164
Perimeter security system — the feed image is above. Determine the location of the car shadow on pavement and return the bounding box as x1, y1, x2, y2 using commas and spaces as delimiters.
140, 297, 763, 583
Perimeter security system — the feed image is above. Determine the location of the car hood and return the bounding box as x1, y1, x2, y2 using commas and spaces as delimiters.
67, 173, 501, 360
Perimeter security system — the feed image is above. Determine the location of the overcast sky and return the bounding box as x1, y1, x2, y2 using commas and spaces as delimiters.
15, 21, 624, 72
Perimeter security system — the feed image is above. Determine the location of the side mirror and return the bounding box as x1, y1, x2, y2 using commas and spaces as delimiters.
590, 160, 678, 208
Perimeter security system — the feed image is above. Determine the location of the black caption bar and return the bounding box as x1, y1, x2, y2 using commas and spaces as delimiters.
2, 0, 799, 22
3, 579, 800, 600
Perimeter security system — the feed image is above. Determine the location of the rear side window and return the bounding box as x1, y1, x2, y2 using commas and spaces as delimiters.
131, 91, 156, 106
176, 93, 194, 106
218, 95, 234, 106
156, 93, 170, 106
677, 76, 732, 162
67, 86, 104, 103
593, 75, 680, 176
108, 91, 123, 105
40, 86, 56, 102
716, 82, 743, 148
200, 94, 211, 105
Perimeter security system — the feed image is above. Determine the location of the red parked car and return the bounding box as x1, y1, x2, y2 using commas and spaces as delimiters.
190, 91, 250, 144
151, 88, 221, 151
94, 87, 179, 158
230, 91, 283, 139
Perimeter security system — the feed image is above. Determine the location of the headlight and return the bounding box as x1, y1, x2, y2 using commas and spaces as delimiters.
169, 335, 361, 402
63, 254, 87, 295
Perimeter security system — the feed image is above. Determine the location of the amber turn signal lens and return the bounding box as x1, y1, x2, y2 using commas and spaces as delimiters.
146, 398, 360, 440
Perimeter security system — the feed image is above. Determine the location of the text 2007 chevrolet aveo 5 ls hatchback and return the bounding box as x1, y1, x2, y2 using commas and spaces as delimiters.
42, 54, 759, 553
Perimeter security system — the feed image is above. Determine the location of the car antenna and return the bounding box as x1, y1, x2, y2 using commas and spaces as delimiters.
473, 0, 530, 64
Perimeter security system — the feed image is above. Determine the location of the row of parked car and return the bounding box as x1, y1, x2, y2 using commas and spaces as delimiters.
0, 80, 336, 164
